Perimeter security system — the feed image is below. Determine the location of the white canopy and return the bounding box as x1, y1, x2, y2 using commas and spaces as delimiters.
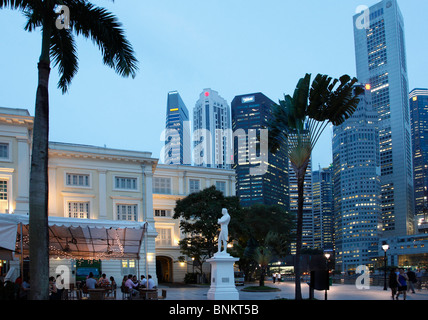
0, 213, 148, 260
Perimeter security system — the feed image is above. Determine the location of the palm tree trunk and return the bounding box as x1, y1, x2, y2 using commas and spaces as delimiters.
29, 60, 51, 300
292, 159, 309, 300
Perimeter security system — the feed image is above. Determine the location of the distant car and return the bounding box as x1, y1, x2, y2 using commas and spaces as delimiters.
234, 272, 245, 286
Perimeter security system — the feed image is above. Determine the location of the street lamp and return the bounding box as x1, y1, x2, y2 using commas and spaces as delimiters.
382, 241, 389, 290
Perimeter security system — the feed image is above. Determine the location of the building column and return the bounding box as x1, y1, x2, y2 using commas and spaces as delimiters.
15, 138, 30, 214
142, 164, 154, 224
98, 169, 107, 219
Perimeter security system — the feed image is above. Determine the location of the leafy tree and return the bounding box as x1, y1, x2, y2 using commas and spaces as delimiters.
0, 0, 138, 299
268, 73, 363, 299
173, 186, 241, 280
230, 204, 294, 285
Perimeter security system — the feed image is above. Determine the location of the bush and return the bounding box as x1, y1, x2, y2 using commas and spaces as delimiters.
184, 273, 197, 284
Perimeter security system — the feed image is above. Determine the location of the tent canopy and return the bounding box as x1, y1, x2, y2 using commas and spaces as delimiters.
0, 213, 147, 260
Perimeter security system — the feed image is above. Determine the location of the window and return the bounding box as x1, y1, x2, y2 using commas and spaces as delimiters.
68, 202, 90, 219
154, 209, 170, 217
215, 181, 226, 194
0, 180, 7, 200
156, 228, 172, 246
66, 173, 90, 187
0, 143, 8, 159
0, 180, 8, 213
115, 177, 137, 190
189, 179, 200, 193
121, 259, 136, 275
117, 204, 138, 221
153, 177, 172, 194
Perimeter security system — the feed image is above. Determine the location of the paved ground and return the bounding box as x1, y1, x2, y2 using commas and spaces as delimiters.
155, 281, 428, 301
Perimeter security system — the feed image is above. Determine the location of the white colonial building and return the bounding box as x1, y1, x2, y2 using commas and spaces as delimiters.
0, 106, 236, 286
153, 164, 236, 283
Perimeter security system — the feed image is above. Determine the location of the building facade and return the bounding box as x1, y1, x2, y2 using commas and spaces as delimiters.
409, 89, 428, 229
353, 0, 414, 237
312, 165, 334, 251
152, 164, 236, 283
193, 88, 232, 169
163, 91, 191, 165
332, 85, 382, 272
231, 93, 289, 210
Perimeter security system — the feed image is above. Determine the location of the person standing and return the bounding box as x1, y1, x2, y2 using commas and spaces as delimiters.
406, 268, 416, 294
396, 269, 408, 300
388, 269, 398, 300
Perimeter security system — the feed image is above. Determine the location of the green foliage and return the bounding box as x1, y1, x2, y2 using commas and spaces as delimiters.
173, 186, 242, 273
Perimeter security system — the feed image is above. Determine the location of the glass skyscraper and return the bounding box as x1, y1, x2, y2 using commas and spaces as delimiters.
312, 165, 334, 251
409, 89, 428, 227
193, 89, 232, 169
164, 91, 191, 165
231, 93, 289, 210
353, 0, 414, 237
333, 85, 381, 272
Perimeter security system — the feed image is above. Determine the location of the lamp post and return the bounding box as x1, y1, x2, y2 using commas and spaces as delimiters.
382, 241, 389, 291
324, 253, 331, 301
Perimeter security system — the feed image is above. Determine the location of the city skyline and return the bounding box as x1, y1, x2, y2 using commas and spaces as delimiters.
1, 1, 427, 169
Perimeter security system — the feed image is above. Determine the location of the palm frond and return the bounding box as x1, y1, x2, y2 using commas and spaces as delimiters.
69, 1, 138, 78
50, 27, 78, 93
0, 0, 31, 10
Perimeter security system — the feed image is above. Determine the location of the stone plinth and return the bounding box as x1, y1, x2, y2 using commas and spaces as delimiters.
207, 252, 239, 300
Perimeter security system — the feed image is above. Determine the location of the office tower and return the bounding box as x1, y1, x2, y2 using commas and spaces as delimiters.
409, 89, 428, 226
289, 157, 313, 250
333, 85, 381, 272
164, 91, 191, 165
312, 165, 334, 251
353, 0, 414, 236
231, 93, 289, 210
193, 88, 232, 169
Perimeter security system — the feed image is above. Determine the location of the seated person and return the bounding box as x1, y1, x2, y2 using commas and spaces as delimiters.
85, 272, 97, 289
124, 274, 139, 295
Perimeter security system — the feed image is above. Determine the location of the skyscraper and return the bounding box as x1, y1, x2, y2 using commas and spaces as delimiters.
164, 91, 191, 165
409, 89, 428, 226
193, 88, 232, 169
333, 85, 381, 272
231, 93, 289, 210
353, 0, 414, 236
312, 165, 334, 251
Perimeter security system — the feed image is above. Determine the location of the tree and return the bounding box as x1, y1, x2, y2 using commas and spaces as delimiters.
173, 186, 241, 281
0, 0, 138, 300
268, 73, 363, 299
231, 204, 294, 285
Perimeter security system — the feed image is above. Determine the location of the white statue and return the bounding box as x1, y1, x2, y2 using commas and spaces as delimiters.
217, 208, 230, 254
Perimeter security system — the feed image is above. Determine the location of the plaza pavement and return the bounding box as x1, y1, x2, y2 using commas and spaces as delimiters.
157, 281, 428, 301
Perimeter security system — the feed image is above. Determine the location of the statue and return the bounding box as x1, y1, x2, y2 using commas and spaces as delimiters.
217, 208, 230, 254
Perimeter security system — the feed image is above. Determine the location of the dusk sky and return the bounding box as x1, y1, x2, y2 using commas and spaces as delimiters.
0, 0, 427, 169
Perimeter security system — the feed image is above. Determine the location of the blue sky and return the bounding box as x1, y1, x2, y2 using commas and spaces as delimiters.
0, 0, 427, 169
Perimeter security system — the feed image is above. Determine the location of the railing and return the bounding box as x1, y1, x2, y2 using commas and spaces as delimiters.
280, 274, 428, 289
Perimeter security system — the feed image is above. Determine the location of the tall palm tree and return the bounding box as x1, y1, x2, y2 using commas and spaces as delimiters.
268, 73, 363, 300
0, 0, 138, 300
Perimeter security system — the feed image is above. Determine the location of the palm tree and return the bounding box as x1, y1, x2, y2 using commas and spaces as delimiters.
0, 0, 138, 300
268, 73, 363, 300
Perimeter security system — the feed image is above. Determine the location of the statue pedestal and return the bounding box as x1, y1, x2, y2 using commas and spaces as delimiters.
207, 252, 239, 300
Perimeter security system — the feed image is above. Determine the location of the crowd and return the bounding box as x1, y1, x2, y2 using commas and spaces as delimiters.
388, 267, 425, 300
121, 274, 156, 296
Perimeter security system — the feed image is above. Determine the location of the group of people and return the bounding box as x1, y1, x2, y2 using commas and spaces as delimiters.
388, 268, 423, 300
84, 272, 117, 290
121, 274, 156, 296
